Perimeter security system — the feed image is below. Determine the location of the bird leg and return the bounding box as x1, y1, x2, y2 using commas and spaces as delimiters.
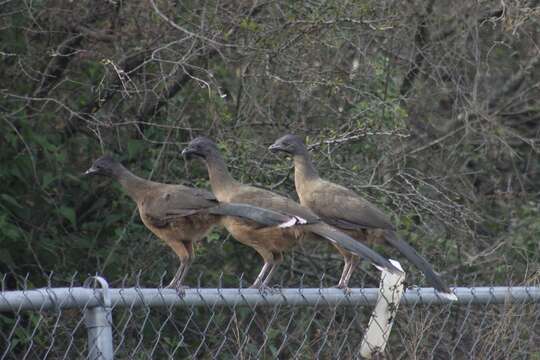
341, 255, 359, 290
166, 260, 193, 297
250, 262, 272, 289
261, 252, 283, 287
166, 264, 185, 289
166, 241, 194, 295
335, 257, 352, 289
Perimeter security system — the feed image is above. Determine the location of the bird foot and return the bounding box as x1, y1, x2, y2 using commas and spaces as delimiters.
334, 284, 352, 295
249, 284, 278, 295
165, 282, 190, 297
175, 285, 190, 297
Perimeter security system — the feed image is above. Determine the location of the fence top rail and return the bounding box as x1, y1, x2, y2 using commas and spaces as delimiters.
1, 286, 539, 312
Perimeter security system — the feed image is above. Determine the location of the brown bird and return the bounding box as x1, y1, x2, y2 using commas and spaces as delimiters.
84, 155, 303, 291
181, 137, 400, 289
269, 134, 455, 298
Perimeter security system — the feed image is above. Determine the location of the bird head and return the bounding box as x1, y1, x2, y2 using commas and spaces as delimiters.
182, 136, 219, 161
84, 155, 120, 177
268, 134, 306, 155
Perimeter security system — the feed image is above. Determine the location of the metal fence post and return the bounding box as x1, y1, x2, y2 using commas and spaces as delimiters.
360, 260, 406, 358
83, 276, 114, 360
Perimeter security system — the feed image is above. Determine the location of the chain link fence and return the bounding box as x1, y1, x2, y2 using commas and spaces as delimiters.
1, 273, 539, 359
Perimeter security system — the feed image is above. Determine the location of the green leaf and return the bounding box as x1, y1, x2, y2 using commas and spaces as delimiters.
206, 231, 221, 242
239, 18, 260, 32
42, 172, 55, 188
59, 206, 76, 227
0, 194, 22, 208
127, 139, 145, 158
32, 133, 56, 152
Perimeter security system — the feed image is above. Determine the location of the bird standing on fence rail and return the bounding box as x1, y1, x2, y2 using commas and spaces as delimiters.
269, 134, 455, 298
181, 137, 400, 290
84, 155, 311, 293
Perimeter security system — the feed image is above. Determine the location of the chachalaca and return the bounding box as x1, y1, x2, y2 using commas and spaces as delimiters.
84, 155, 309, 291
181, 137, 400, 289
269, 134, 455, 298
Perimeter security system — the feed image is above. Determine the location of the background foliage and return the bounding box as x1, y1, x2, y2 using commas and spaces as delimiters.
1, 0, 539, 292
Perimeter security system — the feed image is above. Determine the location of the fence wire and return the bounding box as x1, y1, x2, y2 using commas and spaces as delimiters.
1, 275, 539, 359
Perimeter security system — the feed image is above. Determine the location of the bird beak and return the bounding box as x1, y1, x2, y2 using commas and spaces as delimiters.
83, 166, 99, 176
268, 143, 283, 153
181, 147, 199, 159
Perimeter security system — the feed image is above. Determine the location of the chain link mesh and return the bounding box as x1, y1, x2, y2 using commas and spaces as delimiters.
1, 274, 539, 359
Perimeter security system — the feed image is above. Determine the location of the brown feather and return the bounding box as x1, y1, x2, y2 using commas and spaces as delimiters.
182, 137, 398, 287
269, 134, 452, 293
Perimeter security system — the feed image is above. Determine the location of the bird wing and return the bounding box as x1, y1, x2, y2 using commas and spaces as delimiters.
142, 184, 302, 229
307, 182, 453, 295
142, 184, 218, 228
227, 186, 399, 273
308, 181, 395, 230
208, 203, 292, 227
228, 185, 321, 224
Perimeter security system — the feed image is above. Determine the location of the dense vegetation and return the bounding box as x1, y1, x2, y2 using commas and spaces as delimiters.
1, 0, 539, 292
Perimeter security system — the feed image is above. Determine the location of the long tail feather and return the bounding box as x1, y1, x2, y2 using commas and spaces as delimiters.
208, 203, 291, 226
307, 223, 401, 274
211, 203, 402, 277
384, 229, 455, 298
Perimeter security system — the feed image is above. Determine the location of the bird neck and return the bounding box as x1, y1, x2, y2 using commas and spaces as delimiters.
113, 165, 151, 201
204, 153, 239, 201
293, 151, 319, 195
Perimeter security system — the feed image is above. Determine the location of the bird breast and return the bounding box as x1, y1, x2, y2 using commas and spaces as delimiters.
221, 216, 304, 252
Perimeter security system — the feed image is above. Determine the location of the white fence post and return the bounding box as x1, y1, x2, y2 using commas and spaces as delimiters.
360, 260, 406, 358
83, 276, 114, 360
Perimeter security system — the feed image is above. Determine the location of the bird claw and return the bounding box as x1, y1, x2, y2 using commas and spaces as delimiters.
174, 285, 190, 297
165, 282, 189, 297
249, 284, 278, 295
334, 284, 352, 295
